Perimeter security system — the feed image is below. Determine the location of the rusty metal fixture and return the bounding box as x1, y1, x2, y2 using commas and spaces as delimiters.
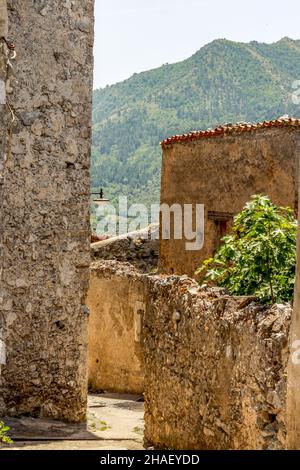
1, 37, 15, 51
91, 188, 110, 206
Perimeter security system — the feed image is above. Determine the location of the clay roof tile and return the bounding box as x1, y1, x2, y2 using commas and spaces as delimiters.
161, 116, 300, 147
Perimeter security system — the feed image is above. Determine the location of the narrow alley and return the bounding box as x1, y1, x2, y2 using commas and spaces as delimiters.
4, 394, 144, 451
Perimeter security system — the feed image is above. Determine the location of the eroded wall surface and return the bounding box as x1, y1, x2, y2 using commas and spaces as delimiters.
160, 127, 300, 277
0, 0, 94, 422
0, 1, 8, 373
87, 262, 145, 395
90, 261, 291, 449
91, 225, 159, 273
143, 276, 291, 449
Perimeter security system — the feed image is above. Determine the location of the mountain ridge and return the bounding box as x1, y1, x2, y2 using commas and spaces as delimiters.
92, 37, 300, 210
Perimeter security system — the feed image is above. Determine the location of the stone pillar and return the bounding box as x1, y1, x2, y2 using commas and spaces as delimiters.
287, 136, 300, 448
0, 0, 95, 422
0, 0, 8, 168
0, 0, 8, 377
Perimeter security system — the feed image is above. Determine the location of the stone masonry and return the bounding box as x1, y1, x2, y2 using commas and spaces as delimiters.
143, 276, 290, 450
91, 224, 159, 273
88, 260, 291, 449
0, 0, 8, 374
0, 1, 94, 422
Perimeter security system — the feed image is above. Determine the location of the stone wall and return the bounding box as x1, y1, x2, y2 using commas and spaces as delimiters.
160, 125, 300, 277
87, 261, 145, 394
92, 224, 159, 273
143, 275, 291, 450
0, 1, 94, 422
0, 1, 8, 375
88, 261, 291, 449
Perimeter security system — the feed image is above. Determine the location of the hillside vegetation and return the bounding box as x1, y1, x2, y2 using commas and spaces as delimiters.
92, 37, 300, 209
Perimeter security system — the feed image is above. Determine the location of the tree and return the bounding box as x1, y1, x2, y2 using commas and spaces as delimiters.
196, 195, 297, 304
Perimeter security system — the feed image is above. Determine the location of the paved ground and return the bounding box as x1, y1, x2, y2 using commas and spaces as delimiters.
2, 393, 145, 450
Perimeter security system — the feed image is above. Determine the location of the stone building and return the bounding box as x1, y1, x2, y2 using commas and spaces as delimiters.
0, 1, 94, 421
160, 118, 300, 277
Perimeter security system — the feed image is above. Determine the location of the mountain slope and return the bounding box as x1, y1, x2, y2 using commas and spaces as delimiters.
92, 38, 300, 208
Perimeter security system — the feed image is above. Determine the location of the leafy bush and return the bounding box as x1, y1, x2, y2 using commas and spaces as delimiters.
196, 195, 297, 304
0, 421, 12, 446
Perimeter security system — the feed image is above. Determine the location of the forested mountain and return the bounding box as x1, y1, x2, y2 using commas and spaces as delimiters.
92, 37, 300, 208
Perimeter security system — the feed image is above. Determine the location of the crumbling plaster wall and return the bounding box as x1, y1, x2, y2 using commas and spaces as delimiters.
0, 0, 94, 422
87, 262, 145, 394
160, 127, 300, 277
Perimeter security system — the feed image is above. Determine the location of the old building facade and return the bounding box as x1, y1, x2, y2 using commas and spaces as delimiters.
160, 119, 300, 277
0, 0, 94, 421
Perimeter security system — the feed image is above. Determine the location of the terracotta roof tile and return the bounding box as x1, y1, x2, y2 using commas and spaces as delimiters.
160, 116, 300, 148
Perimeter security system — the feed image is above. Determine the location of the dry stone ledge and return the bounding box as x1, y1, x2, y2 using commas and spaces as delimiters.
143, 275, 291, 450
91, 224, 159, 273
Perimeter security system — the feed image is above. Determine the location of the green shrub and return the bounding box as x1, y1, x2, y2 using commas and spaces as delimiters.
196, 195, 297, 304
0, 421, 12, 446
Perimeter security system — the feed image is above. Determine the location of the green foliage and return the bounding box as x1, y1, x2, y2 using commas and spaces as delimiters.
92, 38, 300, 207
196, 195, 297, 304
0, 421, 12, 446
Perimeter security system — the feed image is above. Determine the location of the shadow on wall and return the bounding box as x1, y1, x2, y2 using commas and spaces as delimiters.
87, 226, 159, 395
87, 262, 145, 395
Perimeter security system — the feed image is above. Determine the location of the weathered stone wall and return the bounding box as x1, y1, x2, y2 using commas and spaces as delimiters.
92, 225, 159, 273
160, 126, 300, 277
143, 276, 291, 449
0, 1, 8, 374
287, 144, 300, 449
87, 260, 291, 449
87, 261, 145, 394
0, 1, 94, 422
0, 0, 8, 38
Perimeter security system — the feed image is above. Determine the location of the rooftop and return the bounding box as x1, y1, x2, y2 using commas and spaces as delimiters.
160, 116, 300, 148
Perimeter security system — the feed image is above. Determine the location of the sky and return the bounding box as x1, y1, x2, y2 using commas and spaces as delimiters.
93, 0, 300, 89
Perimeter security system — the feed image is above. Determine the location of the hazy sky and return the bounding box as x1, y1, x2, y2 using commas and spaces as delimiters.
93, 0, 300, 89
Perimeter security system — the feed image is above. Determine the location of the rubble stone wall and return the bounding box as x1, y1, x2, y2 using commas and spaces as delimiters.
91, 225, 159, 273
143, 275, 291, 450
89, 261, 291, 449
0, 0, 94, 422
